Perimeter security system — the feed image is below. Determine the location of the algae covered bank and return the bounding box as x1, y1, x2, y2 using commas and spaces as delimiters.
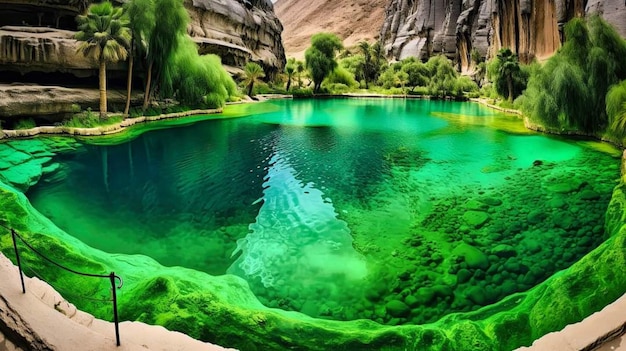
1, 99, 625, 351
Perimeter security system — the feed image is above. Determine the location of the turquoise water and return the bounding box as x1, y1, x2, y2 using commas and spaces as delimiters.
26, 98, 619, 325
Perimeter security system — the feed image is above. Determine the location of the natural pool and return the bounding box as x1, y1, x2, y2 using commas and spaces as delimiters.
23, 98, 620, 328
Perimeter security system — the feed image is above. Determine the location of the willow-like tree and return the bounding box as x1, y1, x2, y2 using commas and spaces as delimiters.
164, 36, 236, 107
244, 62, 265, 97
144, 0, 188, 108
123, 0, 155, 115
522, 16, 626, 133
75, 1, 131, 118
305, 33, 343, 93
607, 80, 626, 139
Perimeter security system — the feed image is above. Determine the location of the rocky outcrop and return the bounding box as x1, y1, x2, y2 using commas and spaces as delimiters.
380, 0, 626, 72
187, 0, 285, 76
0, 0, 285, 80
0, 26, 104, 77
0, 84, 139, 118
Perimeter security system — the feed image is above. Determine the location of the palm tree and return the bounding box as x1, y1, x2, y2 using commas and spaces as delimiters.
123, 0, 155, 116
75, 1, 131, 118
285, 58, 296, 92
358, 41, 373, 89
496, 48, 520, 102
244, 62, 265, 97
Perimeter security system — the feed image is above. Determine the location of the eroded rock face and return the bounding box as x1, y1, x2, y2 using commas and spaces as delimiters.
186, 0, 285, 76
380, 0, 626, 72
0, 0, 285, 78
0, 26, 106, 77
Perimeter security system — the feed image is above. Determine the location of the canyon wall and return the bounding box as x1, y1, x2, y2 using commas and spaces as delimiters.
0, 0, 285, 79
380, 0, 626, 71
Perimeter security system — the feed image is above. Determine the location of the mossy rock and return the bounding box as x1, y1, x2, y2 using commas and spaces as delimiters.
452, 243, 489, 270
462, 211, 490, 229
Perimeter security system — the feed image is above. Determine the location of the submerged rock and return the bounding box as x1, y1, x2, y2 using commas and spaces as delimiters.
386, 299, 411, 318
453, 243, 489, 270
462, 211, 490, 229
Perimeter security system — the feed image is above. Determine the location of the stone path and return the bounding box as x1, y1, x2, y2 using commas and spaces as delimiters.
0, 253, 235, 351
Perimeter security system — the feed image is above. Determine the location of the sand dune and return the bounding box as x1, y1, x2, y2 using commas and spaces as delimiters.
274, 0, 387, 59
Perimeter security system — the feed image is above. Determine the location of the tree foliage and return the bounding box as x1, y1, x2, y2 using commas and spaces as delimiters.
305, 33, 343, 92
607, 80, 626, 139
163, 36, 236, 107
425, 55, 458, 97
119, 0, 236, 108
487, 48, 528, 102
285, 58, 296, 91
522, 16, 626, 133
243, 62, 266, 97
401, 57, 429, 92
123, 0, 155, 115
75, 1, 131, 117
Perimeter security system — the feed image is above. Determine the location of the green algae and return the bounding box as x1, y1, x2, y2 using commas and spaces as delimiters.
0, 99, 625, 350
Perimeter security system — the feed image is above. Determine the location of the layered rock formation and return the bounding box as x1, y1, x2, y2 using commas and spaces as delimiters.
0, 0, 285, 82
380, 0, 626, 71
187, 0, 285, 76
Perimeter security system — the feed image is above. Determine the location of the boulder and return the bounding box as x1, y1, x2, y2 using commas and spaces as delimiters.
385, 300, 411, 318
452, 243, 489, 270
491, 244, 517, 258
463, 211, 490, 229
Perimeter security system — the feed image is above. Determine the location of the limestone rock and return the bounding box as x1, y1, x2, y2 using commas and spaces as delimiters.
380, 0, 626, 72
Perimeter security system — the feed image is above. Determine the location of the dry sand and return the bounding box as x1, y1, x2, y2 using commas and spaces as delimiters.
274, 0, 387, 59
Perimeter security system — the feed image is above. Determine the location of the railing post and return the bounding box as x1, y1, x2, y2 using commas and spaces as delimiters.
11, 229, 26, 294
110, 272, 121, 346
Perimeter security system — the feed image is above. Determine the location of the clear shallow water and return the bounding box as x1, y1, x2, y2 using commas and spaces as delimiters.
27, 98, 619, 325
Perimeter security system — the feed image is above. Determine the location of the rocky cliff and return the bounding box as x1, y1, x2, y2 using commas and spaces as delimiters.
0, 0, 285, 79
187, 0, 285, 76
380, 0, 626, 72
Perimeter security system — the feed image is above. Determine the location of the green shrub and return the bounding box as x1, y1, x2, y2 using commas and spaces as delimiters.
291, 88, 314, 98
63, 111, 123, 128
14, 118, 36, 130
325, 66, 358, 88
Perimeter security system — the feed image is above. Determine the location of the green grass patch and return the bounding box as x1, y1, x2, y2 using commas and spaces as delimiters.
63, 110, 124, 128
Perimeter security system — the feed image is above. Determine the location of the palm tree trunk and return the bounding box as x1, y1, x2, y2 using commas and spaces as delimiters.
507, 75, 513, 103
143, 61, 153, 110
286, 78, 291, 92
248, 82, 254, 97
99, 58, 107, 118
124, 42, 134, 117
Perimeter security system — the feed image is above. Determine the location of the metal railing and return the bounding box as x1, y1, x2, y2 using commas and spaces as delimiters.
3, 226, 123, 346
